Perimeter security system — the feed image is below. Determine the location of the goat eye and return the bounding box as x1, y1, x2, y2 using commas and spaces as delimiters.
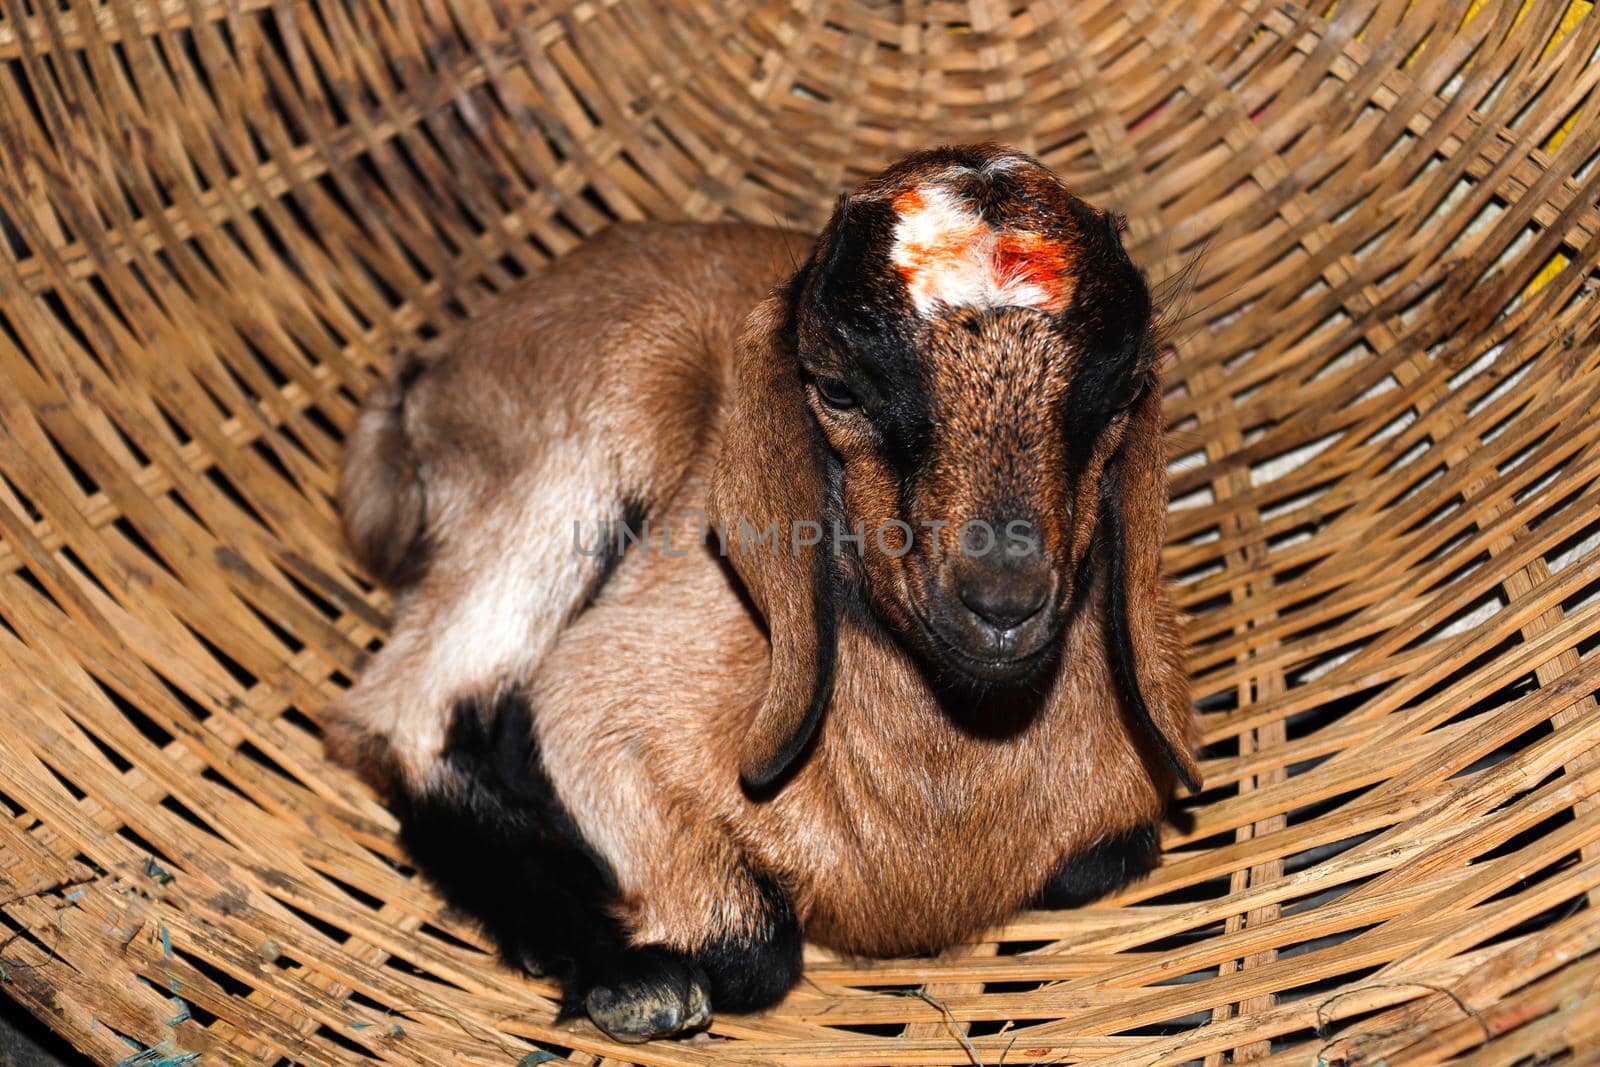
813, 376, 859, 410
1111, 372, 1153, 411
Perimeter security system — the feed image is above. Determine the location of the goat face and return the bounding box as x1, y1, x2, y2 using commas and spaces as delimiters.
793, 148, 1155, 687
710, 144, 1194, 793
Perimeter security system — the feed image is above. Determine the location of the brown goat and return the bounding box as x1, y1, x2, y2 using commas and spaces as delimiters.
324, 144, 1201, 1042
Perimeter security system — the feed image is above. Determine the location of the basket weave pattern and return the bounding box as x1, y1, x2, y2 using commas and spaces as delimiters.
2, 0, 1599, 1063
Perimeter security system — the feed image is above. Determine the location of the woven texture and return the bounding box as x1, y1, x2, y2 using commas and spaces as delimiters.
3, 1, 1600, 1063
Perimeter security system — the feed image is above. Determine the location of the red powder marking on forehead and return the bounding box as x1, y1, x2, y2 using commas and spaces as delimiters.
992, 230, 1074, 313
888, 186, 1077, 313
894, 188, 925, 214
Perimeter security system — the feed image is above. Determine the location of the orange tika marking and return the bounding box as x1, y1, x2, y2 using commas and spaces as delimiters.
890, 186, 1074, 315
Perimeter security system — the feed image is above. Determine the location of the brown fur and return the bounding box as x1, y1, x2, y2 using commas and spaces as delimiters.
328, 146, 1199, 962
323, 222, 799, 791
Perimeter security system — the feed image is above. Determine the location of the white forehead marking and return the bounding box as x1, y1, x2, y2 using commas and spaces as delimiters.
888, 185, 1072, 316
890, 187, 991, 314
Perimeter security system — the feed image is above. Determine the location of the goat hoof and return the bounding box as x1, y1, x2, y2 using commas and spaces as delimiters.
584, 949, 711, 1042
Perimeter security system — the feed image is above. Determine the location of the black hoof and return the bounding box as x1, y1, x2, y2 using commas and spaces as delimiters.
583, 949, 712, 1043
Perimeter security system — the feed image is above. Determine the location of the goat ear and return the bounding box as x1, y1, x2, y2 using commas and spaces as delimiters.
1102, 377, 1202, 794
708, 293, 839, 791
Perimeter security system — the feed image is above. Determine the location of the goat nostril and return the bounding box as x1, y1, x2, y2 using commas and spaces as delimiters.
957, 570, 1052, 631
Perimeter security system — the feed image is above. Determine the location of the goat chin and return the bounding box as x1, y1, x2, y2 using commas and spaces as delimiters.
326, 142, 1199, 1043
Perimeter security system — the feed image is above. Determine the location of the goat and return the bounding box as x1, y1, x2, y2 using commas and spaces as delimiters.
323, 143, 1201, 1043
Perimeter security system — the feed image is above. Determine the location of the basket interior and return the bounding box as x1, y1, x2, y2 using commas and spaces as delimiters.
2, 1, 1600, 1063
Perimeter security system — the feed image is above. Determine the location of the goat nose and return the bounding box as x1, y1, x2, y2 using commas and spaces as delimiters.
956, 559, 1053, 631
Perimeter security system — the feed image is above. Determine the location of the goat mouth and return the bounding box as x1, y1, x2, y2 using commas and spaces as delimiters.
940, 639, 1058, 686
909, 607, 1061, 687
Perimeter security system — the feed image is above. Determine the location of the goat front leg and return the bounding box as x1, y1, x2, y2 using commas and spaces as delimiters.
397, 689, 799, 1041
587, 865, 801, 1042
391, 691, 710, 1039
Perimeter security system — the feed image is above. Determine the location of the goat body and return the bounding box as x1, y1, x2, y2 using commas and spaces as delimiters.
326, 146, 1199, 1042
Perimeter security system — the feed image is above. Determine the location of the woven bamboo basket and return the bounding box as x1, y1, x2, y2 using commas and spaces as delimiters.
3, 0, 1600, 1063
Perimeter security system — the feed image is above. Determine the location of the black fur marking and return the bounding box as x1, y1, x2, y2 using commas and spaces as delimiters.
574, 496, 649, 618
1101, 461, 1201, 795
799, 197, 934, 480
396, 352, 428, 391
397, 690, 805, 1027
392, 691, 631, 1016
385, 526, 434, 591
1059, 207, 1155, 466
691, 874, 804, 1012
1036, 823, 1159, 908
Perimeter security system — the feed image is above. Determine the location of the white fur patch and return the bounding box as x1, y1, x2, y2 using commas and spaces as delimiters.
889, 185, 1073, 316
334, 444, 610, 786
